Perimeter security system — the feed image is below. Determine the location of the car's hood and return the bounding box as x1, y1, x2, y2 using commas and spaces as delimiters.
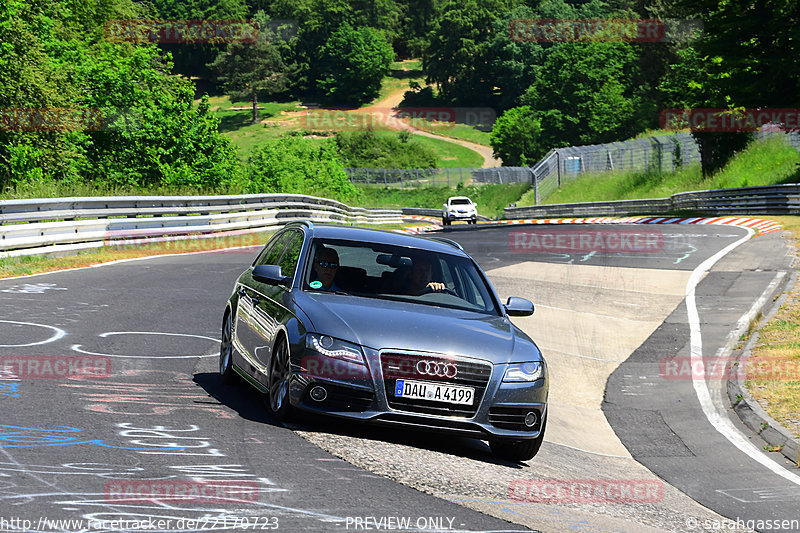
294, 292, 540, 364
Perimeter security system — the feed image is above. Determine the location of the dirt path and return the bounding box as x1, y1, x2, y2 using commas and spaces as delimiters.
361, 87, 501, 168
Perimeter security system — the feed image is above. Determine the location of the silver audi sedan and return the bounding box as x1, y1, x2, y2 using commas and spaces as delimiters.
220, 222, 548, 461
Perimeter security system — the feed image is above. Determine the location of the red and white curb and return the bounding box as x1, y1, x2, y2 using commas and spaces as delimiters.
399, 215, 783, 236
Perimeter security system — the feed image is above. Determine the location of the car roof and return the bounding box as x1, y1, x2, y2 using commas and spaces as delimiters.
302, 224, 466, 255
448, 196, 472, 201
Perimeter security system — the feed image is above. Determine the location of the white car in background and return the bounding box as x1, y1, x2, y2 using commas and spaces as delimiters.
442, 196, 478, 226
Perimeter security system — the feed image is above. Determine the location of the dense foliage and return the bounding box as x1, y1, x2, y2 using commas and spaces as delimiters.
2, 0, 798, 193
335, 130, 438, 169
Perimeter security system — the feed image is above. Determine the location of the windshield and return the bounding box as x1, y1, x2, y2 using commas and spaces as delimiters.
302, 239, 500, 315
450, 198, 471, 205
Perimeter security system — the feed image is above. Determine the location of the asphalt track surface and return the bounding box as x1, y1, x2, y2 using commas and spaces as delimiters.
0, 222, 796, 532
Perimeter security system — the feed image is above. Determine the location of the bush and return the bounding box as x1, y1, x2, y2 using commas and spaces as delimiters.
335, 130, 438, 169
243, 136, 359, 202
489, 106, 545, 166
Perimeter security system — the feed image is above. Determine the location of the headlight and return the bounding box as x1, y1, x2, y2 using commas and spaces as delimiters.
306, 334, 365, 365
503, 362, 544, 382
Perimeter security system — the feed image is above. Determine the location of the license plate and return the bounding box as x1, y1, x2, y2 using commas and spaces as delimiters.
394, 379, 474, 405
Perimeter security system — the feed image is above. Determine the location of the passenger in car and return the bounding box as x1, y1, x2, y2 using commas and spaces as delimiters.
311, 247, 341, 291
403, 256, 446, 295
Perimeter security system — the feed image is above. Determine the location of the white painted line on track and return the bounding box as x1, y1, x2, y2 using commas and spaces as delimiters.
71, 331, 219, 359
686, 227, 800, 485
0, 320, 66, 347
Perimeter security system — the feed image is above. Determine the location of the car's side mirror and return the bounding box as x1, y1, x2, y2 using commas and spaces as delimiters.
253, 264, 290, 287
504, 296, 534, 317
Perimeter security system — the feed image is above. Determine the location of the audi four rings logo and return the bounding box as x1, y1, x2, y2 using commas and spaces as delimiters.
416, 360, 457, 378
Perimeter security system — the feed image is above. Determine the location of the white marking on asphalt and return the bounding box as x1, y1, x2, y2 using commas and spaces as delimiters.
0, 320, 66, 347
71, 332, 218, 359
686, 228, 800, 486
0, 283, 68, 294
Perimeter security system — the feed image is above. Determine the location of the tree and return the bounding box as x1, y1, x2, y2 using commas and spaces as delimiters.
316, 23, 394, 105
521, 42, 645, 149
208, 15, 289, 123
423, 0, 507, 105
147, 0, 248, 79
663, 0, 800, 176
489, 106, 545, 166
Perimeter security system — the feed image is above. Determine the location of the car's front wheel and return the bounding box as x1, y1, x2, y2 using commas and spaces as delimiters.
268, 336, 294, 421
489, 414, 546, 462
219, 312, 236, 385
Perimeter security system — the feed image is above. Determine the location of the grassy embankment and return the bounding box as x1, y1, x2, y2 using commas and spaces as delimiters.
211, 60, 487, 168
515, 134, 800, 445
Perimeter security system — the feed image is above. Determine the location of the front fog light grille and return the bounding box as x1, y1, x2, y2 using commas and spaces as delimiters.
489, 406, 542, 431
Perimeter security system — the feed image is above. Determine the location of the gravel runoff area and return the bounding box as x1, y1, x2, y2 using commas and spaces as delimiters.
291, 418, 754, 533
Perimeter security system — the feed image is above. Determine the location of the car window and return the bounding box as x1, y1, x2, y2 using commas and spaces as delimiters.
276, 231, 303, 279
451, 198, 471, 205
302, 238, 499, 315
257, 231, 294, 266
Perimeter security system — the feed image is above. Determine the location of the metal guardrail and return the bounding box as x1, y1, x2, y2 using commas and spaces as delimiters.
401, 208, 491, 221
504, 184, 800, 218
0, 194, 402, 259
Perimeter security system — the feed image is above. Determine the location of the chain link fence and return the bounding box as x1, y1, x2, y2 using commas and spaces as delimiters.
344, 167, 532, 188
346, 130, 800, 203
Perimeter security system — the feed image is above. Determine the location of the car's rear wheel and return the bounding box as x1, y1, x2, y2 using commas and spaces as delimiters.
489, 413, 547, 462
219, 312, 236, 385
268, 336, 294, 421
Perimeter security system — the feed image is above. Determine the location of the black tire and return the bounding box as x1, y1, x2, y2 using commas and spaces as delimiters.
268, 336, 294, 421
219, 312, 236, 385
442, 217, 450, 226
489, 414, 546, 462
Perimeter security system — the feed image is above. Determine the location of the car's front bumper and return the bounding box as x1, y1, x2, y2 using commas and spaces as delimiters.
445, 210, 477, 221
288, 349, 548, 440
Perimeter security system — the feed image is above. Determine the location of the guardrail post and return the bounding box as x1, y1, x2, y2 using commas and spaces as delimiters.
530, 167, 539, 205
556, 151, 561, 187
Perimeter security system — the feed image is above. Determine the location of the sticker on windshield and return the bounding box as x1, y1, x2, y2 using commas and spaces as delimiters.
310, 281, 323, 289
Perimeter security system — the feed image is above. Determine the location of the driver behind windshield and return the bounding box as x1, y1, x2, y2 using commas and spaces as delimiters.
403, 255, 446, 295
310, 246, 341, 291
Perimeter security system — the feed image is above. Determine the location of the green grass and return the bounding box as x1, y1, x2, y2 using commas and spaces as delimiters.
207, 96, 305, 159
0, 181, 231, 200
391, 60, 422, 71
358, 183, 530, 219
374, 74, 424, 103
518, 135, 800, 206
409, 121, 492, 146
406, 133, 484, 168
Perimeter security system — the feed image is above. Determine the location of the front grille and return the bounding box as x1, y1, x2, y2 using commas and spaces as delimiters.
380, 352, 492, 417
489, 406, 542, 431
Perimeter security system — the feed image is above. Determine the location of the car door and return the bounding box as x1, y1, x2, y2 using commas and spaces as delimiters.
240, 230, 304, 380
234, 231, 293, 371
